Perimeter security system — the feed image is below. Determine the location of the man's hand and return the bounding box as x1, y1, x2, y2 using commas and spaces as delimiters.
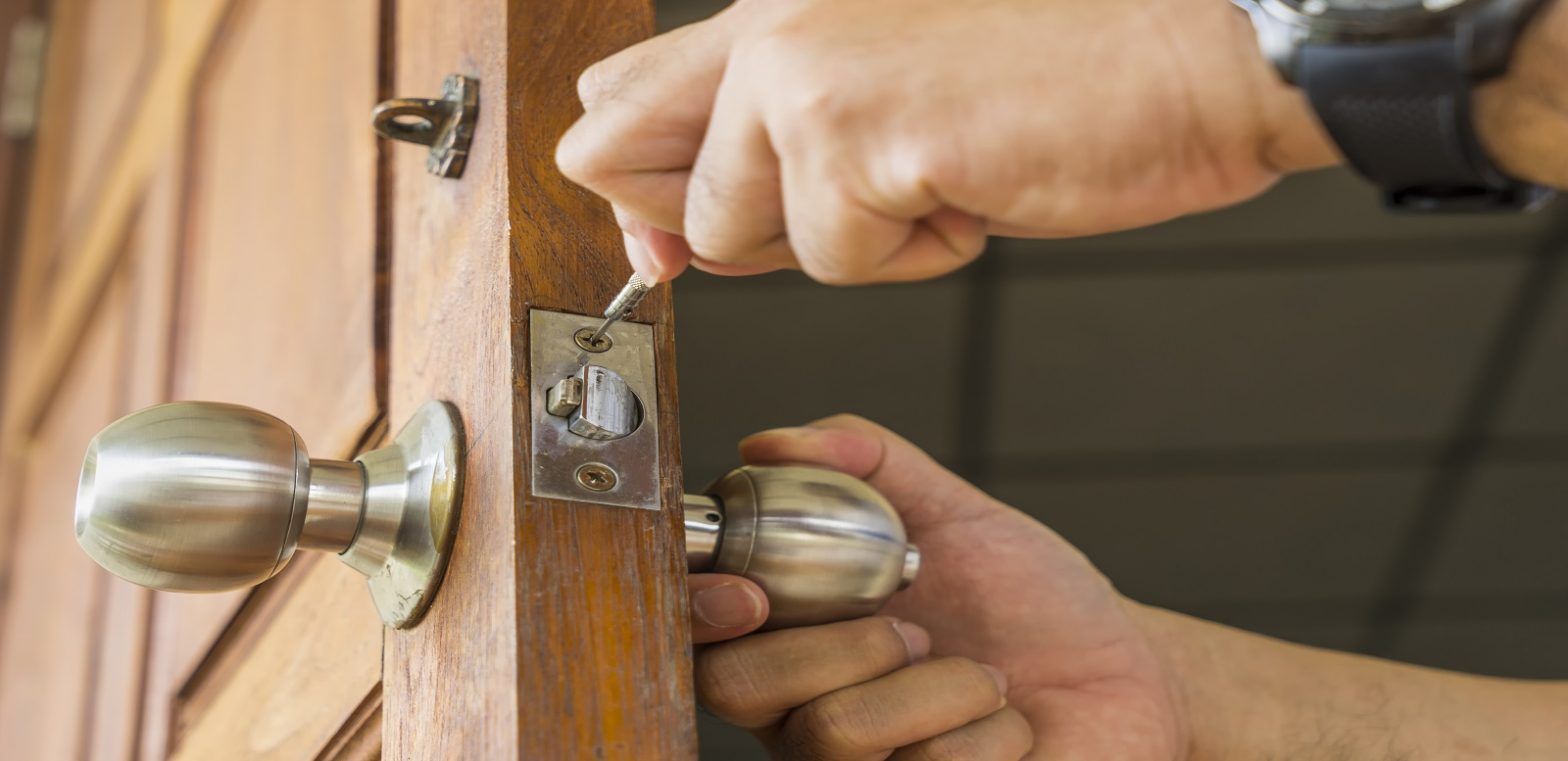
686, 415, 1187, 759
558, 0, 1336, 285
685, 416, 1568, 760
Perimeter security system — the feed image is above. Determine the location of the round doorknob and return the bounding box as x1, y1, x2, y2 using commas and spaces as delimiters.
75, 400, 464, 629
685, 465, 919, 630
76, 402, 315, 592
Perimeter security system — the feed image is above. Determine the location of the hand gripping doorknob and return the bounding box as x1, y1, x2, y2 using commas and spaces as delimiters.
684, 466, 920, 630
74, 401, 464, 629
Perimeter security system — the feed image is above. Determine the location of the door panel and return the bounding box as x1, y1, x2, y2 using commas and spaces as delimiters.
56, 0, 156, 257
4, 0, 155, 403
164, 0, 382, 685
171, 557, 380, 760
86, 577, 151, 761
175, 0, 379, 456
0, 273, 130, 761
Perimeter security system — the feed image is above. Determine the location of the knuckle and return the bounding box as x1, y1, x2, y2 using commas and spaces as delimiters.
735, 25, 851, 131
694, 645, 771, 721
781, 79, 854, 127
906, 145, 968, 197
935, 657, 1003, 702
575, 57, 628, 109
788, 693, 879, 757
769, 80, 856, 154
679, 177, 734, 259
848, 617, 908, 665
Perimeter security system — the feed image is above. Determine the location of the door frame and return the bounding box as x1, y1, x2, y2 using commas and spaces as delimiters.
385, 1, 696, 756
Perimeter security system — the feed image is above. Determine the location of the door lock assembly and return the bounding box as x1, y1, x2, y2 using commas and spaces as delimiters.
529, 308, 662, 510
72, 313, 920, 632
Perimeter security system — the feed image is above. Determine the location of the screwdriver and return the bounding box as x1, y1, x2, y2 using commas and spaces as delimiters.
586, 274, 652, 345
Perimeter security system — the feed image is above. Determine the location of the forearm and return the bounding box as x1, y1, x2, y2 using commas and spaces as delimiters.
1133, 604, 1568, 761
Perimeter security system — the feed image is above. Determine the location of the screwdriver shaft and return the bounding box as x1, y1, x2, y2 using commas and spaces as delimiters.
588, 274, 651, 344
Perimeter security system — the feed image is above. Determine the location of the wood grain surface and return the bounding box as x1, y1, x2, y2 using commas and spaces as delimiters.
158, 0, 387, 755
384, 2, 522, 756
169, 557, 382, 761
1, 0, 229, 444
509, 1, 697, 758
385, 0, 697, 758
0, 271, 129, 761
0, 0, 46, 395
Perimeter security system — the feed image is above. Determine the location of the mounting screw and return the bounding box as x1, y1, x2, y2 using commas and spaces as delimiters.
574, 462, 618, 492
573, 328, 611, 353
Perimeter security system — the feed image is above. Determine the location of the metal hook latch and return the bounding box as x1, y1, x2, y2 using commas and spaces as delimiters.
371, 74, 478, 178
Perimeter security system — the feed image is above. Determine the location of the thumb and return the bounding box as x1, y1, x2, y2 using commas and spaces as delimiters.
689, 574, 768, 644
736, 414, 999, 533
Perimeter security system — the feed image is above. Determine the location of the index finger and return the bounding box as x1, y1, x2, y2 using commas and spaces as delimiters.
557, 14, 737, 235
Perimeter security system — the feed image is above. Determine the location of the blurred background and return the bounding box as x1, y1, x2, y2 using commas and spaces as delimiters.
660, 1, 1568, 757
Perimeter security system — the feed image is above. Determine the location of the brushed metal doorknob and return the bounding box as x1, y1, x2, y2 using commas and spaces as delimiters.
75, 400, 464, 629
685, 466, 920, 630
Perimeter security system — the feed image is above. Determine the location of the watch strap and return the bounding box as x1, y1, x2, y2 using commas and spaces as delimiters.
1297, 37, 1550, 211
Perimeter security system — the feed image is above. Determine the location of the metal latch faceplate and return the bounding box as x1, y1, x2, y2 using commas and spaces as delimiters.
528, 308, 660, 510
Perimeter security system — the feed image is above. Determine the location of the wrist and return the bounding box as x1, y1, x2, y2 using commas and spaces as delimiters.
1126, 603, 1286, 761
1477, 0, 1568, 188
1228, 0, 1568, 190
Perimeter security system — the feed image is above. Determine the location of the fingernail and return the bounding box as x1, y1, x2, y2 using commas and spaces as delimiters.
692, 582, 763, 629
981, 664, 1009, 698
623, 232, 661, 282
888, 619, 931, 663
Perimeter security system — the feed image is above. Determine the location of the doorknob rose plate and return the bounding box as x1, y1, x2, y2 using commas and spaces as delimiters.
349, 401, 465, 628
75, 400, 465, 629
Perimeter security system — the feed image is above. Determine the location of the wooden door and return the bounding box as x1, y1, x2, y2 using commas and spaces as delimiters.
0, 0, 698, 759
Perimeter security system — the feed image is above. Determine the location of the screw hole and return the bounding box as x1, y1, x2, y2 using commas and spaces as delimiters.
705, 512, 721, 523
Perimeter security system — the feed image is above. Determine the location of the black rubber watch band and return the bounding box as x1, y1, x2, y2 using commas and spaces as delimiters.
1298, 38, 1550, 212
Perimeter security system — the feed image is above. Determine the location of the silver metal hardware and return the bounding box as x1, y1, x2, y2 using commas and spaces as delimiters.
588, 275, 652, 345
529, 309, 660, 510
575, 462, 619, 492
1, 17, 47, 139
371, 74, 478, 178
546, 376, 584, 416
573, 328, 611, 353
546, 365, 642, 441
684, 465, 920, 630
74, 400, 465, 629
683, 494, 724, 569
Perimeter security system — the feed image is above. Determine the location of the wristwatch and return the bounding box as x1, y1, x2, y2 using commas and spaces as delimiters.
1232, 0, 1554, 211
